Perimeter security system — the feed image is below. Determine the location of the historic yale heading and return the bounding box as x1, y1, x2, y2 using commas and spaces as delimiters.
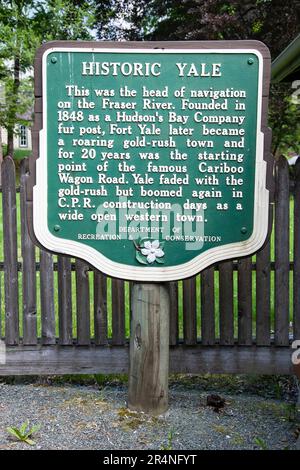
81, 61, 222, 77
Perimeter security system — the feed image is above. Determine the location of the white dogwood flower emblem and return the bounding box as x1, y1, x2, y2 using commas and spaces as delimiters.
141, 240, 164, 264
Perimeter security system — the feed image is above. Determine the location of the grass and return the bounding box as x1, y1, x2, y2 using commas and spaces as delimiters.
6, 422, 40, 446
2, 145, 31, 161
0, 163, 296, 341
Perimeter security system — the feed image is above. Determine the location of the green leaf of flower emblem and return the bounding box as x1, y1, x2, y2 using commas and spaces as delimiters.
135, 239, 165, 265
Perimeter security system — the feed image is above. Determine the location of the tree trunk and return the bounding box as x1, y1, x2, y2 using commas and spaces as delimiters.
7, 129, 14, 158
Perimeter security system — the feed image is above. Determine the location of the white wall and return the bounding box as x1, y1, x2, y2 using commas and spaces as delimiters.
1, 125, 32, 151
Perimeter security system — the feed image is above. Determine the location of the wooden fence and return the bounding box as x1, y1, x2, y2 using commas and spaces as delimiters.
0, 155, 299, 376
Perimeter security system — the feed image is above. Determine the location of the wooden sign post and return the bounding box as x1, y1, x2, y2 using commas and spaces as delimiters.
128, 283, 170, 415
30, 40, 271, 415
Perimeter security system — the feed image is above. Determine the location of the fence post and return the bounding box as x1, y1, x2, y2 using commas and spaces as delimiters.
111, 278, 125, 346
219, 261, 234, 345
274, 156, 290, 346
168, 281, 178, 346
128, 283, 170, 415
183, 277, 197, 345
2, 156, 19, 345
294, 158, 300, 339
94, 270, 108, 345
58, 255, 73, 345
40, 249, 55, 345
201, 267, 215, 345
20, 159, 37, 345
75, 259, 90, 346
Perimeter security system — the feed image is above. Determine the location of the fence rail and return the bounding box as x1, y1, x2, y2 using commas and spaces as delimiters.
0, 155, 299, 375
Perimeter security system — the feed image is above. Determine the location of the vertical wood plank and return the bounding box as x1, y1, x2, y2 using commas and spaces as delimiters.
94, 270, 108, 345
2, 156, 19, 345
57, 255, 73, 345
275, 156, 290, 346
256, 238, 271, 345
20, 159, 37, 345
75, 259, 90, 345
294, 158, 300, 339
237, 257, 252, 345
40, 250, 55, 344
111, 278, 125, 345
168, 281, 178, 346
219, 261, 234, 345
201, 267, 215, 345
183, 276, 197, 345
256, 241, 271, 345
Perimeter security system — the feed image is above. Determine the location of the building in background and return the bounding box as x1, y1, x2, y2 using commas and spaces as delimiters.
1, 109, 33, 152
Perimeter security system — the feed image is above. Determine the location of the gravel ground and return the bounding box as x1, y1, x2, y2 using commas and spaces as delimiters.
0, 375, 299, 450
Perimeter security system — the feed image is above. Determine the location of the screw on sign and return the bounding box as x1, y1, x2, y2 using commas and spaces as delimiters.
29, 40, 272, 415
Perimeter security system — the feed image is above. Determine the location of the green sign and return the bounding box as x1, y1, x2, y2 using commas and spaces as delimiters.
32, 42, 271, 281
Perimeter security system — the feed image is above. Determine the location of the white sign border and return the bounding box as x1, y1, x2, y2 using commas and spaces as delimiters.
34, 47, 268, 282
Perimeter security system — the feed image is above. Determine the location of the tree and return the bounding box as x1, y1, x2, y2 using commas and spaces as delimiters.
94, 0, 300, 59
0, 0, 95, 159
269, 84, 300, 156
94, 0, 300, 157
0, 0, 39, 157
33, 0, 95, 42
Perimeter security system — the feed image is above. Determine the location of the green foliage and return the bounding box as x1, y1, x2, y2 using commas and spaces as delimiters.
94, 0, 300, 57
160, 430, 174, 450
94, 373, 128, 387
94, 0, 194, 41
0, 0, 95, 156
2, 144, 31, 160
0, 1, 39, 152
254, 436, 268, 450
7, 421, 41, 446
94, 1, 300, 159
283, 403, 298, 422
34, 0, 95, 41
0, 1, 39, 70
269, 83, 300, 156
